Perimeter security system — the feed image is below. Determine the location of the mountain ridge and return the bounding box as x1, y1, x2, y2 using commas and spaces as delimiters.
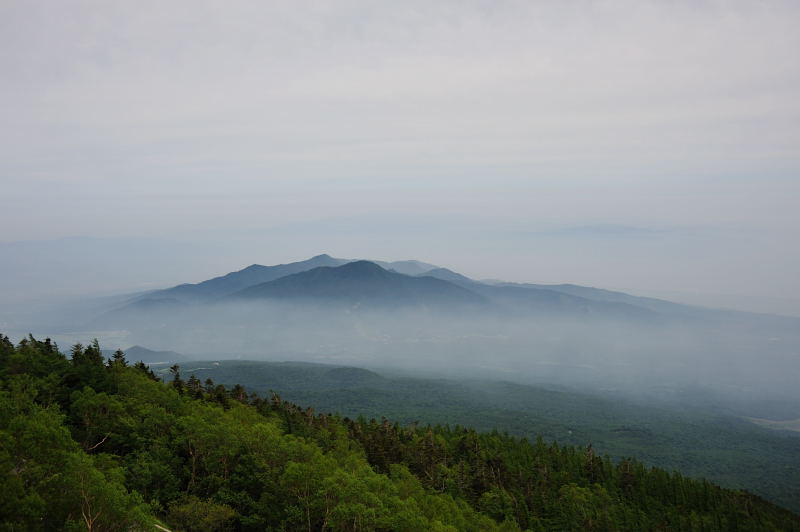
99, 254, 800, 324
227, 260, 488, 308
144, 253, 349, 303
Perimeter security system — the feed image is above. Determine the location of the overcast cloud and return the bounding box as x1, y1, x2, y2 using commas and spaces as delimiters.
1, 1, 798, 311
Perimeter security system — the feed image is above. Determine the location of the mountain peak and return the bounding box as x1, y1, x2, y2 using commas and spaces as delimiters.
339, 260, 385, 271
228, 259, 486, 308
331, 260, 390, 280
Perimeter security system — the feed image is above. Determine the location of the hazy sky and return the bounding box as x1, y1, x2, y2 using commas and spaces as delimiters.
1, 1, 799, 310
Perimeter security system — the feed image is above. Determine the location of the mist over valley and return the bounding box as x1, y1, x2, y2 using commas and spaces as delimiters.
4, 1, 800, 527
9, 253, 799, 421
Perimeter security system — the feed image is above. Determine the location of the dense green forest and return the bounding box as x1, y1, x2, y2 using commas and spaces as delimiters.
166, 360, 800, 513
2, 335, 799, 531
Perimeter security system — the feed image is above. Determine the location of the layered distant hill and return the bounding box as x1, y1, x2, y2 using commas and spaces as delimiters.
226, 260, 488, 308
131, 254, 439, 304
142, 254, 350, 303
102, 345, 187, 365
85, 254, 800, 412
94, 252, 800, 340
109, 254, 659, 318
123, 345, 187, 365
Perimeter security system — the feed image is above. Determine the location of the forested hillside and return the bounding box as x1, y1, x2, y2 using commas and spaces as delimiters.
169, 359, 800, 513
2, 334, 799, 531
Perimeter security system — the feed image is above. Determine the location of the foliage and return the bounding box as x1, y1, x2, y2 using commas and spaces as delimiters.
0, 334, 799, 531
173, 359, 800, 513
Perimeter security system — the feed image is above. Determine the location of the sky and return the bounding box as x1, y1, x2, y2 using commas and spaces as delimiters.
1, 1, 799, 313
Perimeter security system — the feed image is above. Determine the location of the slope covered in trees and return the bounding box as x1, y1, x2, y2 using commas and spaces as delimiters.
167, 359, 800, 513
1, 334, 799, 531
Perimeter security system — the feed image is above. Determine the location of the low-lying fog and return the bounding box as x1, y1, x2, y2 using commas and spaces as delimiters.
8, 295, 799, 420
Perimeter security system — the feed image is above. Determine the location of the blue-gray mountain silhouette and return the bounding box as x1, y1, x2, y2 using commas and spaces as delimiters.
149, 254, 348, 302
228, 260, 487, 308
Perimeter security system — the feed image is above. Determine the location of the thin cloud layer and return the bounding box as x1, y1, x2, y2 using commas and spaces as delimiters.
1, 1, 798, 305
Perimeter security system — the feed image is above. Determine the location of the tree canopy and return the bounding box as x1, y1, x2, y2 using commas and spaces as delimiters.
1, 334, 798, 531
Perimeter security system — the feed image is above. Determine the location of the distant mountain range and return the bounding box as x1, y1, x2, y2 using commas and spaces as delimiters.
227, 260, 487, 308
419, 268, 658, 319
141, 254, 439, 303
149, 254, 350, 302
103, 253, 796, 325
85, 254, 800, 420
112, 254, 653, 317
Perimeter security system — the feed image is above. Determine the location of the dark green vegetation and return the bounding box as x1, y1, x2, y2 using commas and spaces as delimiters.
3, 335, 799, 531
167, 360, 800, 515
